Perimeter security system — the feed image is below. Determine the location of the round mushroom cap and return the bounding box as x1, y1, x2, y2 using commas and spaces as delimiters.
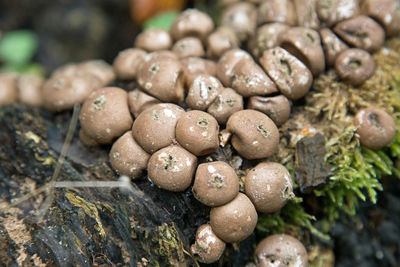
172, 37, 205, 59
79, 60, 116, 87
17, 74, 44, 106
257, 0, 297, 26
210, 192, 258, 243
42, 73, 102, 112
170, 9, 214, 41
206, 27, 239, 59
245, 162, 294, 213
51, 63, 80, 78
335, 48, 376, 86
135, 28, 173, 52
186, 74, 224, 111
354, 107, 396, 150
175, 110, 220, 156
113, 48, 147, 80
192, 161, 239, 207
319, 28, 348, 67
132, 103, 185, 154
109, 131, 150, 179
207, 88, 243, 125
317, 0, 360, 27
247, 95, 291, 126
226, 110, 279, 160
220, 2, 257, 41
217, 49, 252, 87
191, 224, 226, 264
231, 58, 278, 97
259, 47, 313, 101
281, 27, 325, 76
79, 87, 133, 145
181, 57, 217, 88
255, 234, 308, 267
0, 72, 18, 106
148, 145, 197, 192
294, 0, 320, 30
137, 52, 184, 103
128, 89, 160, 118
79, 129, 101, 147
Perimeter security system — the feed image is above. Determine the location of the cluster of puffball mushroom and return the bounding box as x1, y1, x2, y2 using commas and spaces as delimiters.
0, 0, 398, 265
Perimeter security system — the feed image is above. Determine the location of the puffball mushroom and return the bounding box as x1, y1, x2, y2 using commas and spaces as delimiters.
170, 9, 214, 41
175, 110, 220, 156
79, 60, 116, 87
245, 162, 294, 213
226, 110, 279, 160
206, 27, 239, 60
317, 0, 360, 27
319, 28, 348, 67
247, 95, 291, 127
112, 48, 147, 80
192, 161, 239, 207
191, 224, 226, 264
210, 192, 258, 243
354, 107, 396, 150
207, 88, 243, 125
257, 0, 298, 26
185, 74, 224, 111
172, 37, 205, 59
147, 145, 197, 192
254, 234, 308, 267
0, 72, 18, 107
180, 57, 217, 88
217, 49, 252, 87
79, 87, 133, 145
109, 131, 150, 179
132, 103, 185, 154
134, 28, 173, 52
17, 74, 44, 106
127, 89, 160, 118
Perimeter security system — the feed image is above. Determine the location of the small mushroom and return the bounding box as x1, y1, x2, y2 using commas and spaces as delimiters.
245, 162, 294, 213
354, 107, 396, 150
210, 192, 258, 243
134, 28, 172, 52
172, 37, 205, 59
79, 129, 101, 147
191, 224, 226, 264
170, 9, 214, 41
231, 58, 278, 97
79, 60, 116, 87
186, 74, 224, 111
317, 0, 360, 27
207, 88, 243, 125
192, 161, 239, 207
334, 15, 385, 53
220, 2, 257, 41
247, 95, 291, 126
281, 27, 325, 76
175, 110, 219, 156
206, 27, 239, 60
226, 109, 279, 159
294, 0, 320, 30
137, 52, 184, 103
51, 63, 80, 78
319, 28, 349, 67
259, 47, 313, 101
79, 87, 133, 145
132, 103, 185, 154
16, 74, 44, 106
181, 57, 217, 88
255, 234, 308, 267
335, 48, 376, 86
112, 48, 147, 80
257, 0, 298, 26
128, 89, 160, 118
147, 145, 197, 192
0, 72, 18, 106
109, 131, 150, 179
216, 49, 252, 87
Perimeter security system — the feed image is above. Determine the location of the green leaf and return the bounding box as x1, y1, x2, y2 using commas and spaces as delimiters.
0, 30, 38, 66
143, 10, 180, 31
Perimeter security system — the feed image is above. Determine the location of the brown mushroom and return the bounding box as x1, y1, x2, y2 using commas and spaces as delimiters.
79, 87, 133, 145
172, 37, 205, 59
210, 192, 258, 243
206, 27, 240, 60
131, 103, 185, 154
335, 48, 376, 86
135, 28, 173, 52
186, 74, 224, 111
192, 161, 239, 207
220, 2, 257, 41
51, 63, 80, 78
79, 129, 101, 147
207, 88, 243, 125
137, 52, 184, 103
128, 89, 160, 118
170, 9, 214, 41
247, 95, 291, 126
226, 109, 279, 159
79, 60, 116, 87
191, 224, 226, 264
175, 110, 219, 156
319, 28, 349, 67
216, 49, 252, 87
17, 74, 44, 106
354, 107, 396, 150
334, 15, 385, 53
260, 47, 313, 101
112, 48, 147, 80
147, 145, 197, 192
317, 0, 360, 27
181, 57, 217, 88
255, 234, 308, 267
294, 0, 320, 30
231, 58, 278, 97
245, 162, 294, 213
109, 131, 150, 179
0, 72, 18, 106
281, 27, 325, 76
257, 0, 298, 26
